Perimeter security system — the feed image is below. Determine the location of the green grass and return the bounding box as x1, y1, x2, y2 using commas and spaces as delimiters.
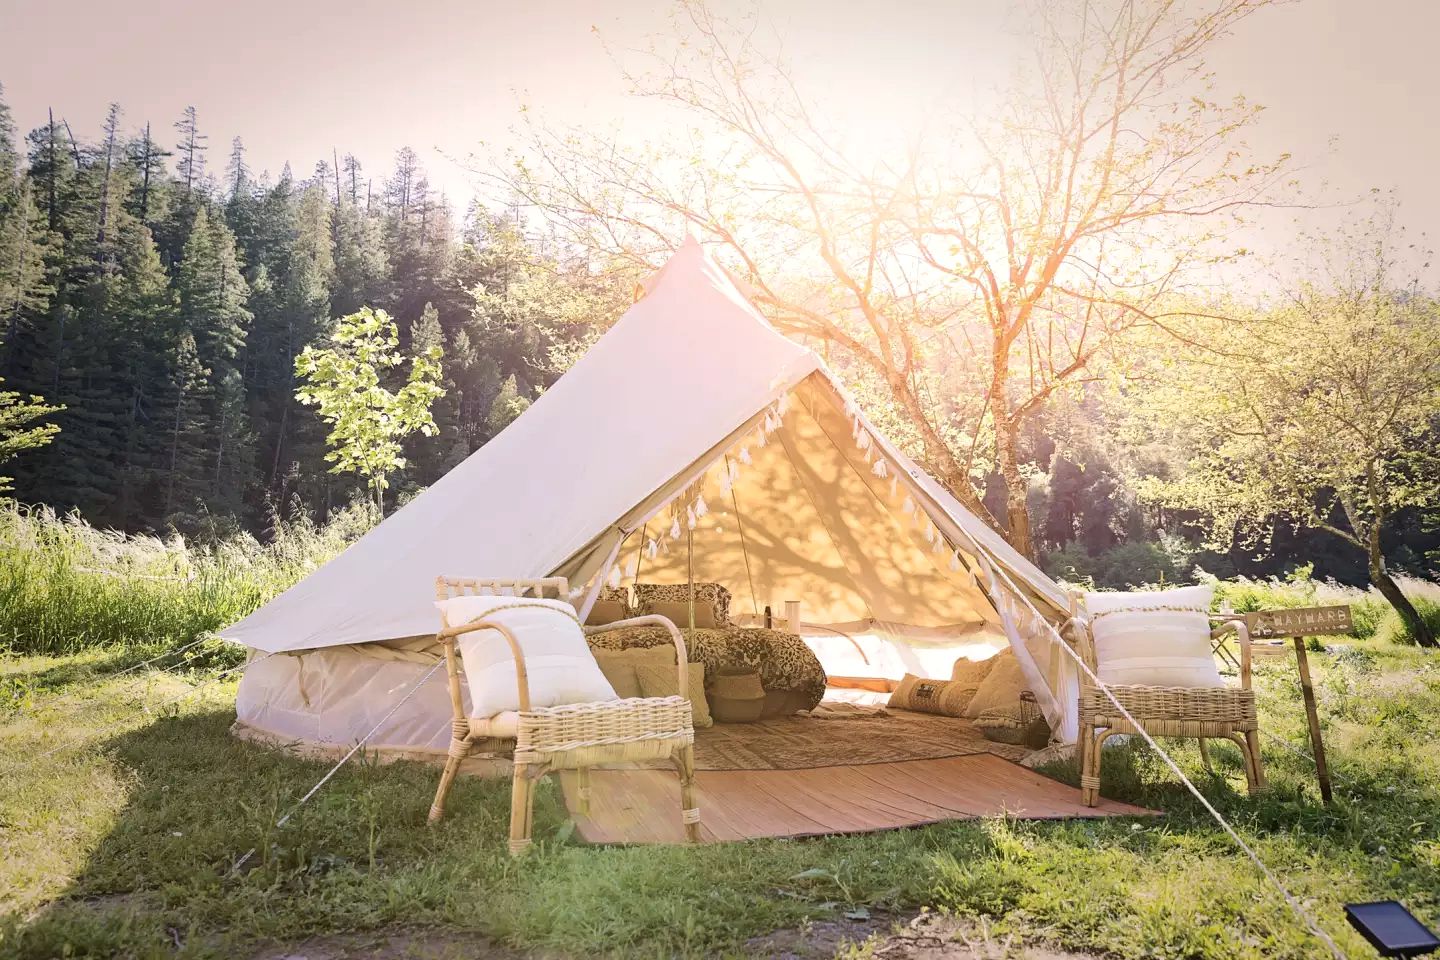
3, 637, 1438, 959
0, 502, 373, 658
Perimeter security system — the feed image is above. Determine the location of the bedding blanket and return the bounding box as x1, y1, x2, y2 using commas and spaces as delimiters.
588, 625, 826, 714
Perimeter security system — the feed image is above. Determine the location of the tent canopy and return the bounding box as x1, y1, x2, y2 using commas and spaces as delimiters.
221, 237, 1078, 738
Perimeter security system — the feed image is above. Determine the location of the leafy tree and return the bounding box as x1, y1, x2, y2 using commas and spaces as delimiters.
1132, 220, 1440, 646
294, 307, 444, 513
0, 349, 61, 491
494, 0, 1293, 559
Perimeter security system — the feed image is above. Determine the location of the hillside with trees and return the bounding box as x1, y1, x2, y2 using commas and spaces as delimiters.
0, 36, 1436, 611
0, 87, 626, 537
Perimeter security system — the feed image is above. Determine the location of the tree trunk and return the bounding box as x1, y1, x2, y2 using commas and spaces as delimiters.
994, 412, 1034, 560
989, 344, 1034, 559
1368, 526, 1435, 647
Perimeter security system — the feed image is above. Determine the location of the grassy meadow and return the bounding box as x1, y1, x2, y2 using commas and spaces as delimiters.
2, 505, 1439, 958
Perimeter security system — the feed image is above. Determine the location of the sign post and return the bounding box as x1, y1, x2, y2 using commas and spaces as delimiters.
1243, 604, 1353, 804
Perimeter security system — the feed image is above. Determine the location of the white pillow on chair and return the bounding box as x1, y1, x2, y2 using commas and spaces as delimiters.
1083, 584, 1223, 688
436, 595, 617, 716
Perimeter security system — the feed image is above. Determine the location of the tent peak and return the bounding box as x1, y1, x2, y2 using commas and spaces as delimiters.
638, 238, 759, 305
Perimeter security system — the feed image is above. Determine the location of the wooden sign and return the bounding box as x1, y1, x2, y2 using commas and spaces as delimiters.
1244, 604, 1353, 638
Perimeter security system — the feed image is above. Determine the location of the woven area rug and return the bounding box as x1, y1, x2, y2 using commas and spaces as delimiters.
693, 706, 1032, 771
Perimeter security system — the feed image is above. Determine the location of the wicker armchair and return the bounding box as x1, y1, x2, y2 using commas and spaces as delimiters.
428, 576, 701, 854
1066, 611, 1265, 807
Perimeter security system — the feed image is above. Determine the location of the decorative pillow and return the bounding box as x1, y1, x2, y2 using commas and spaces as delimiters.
634, 582, 731, 628
951, 655, 997, 684
586, 599, 629, 626
592, 657, 643, 699
963, 652, 1026, 720
644, 599, 720, 629
1084, 584, 1222, 688
437, 595, 616, 716
888, 673, 979, 717
637, 663, 713, 728
591, 645, 676, 699
585, 586, 632, 626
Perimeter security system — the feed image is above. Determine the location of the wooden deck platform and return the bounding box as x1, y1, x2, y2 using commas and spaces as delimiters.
560, 753, 1155, 845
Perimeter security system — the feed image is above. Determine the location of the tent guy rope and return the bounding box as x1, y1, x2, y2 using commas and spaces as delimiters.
977, 553, 1350, 960
231, 659, 445, 875
7, 636, 212, 717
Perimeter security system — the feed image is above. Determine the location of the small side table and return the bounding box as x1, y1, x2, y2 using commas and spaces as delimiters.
1238, 604, 1355, 805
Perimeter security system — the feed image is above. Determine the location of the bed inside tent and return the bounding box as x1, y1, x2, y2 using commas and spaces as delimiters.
224, 239, 1148, 841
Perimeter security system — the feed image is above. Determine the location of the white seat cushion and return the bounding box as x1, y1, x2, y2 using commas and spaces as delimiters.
1084, 585, 1223, 688
436, 595, 617, 716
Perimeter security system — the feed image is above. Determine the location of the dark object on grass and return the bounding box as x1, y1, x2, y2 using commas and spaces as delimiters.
1344, 901, 1440, 957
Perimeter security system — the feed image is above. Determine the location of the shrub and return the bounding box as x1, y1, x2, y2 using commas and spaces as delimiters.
1043, 536, 1193, 589
1374, 596, 1440, 646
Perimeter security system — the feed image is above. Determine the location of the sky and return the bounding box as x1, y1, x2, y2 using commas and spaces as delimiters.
1, 0, 1436, 251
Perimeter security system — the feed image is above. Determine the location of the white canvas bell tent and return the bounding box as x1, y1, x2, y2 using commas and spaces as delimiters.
222, 237, 1081, 759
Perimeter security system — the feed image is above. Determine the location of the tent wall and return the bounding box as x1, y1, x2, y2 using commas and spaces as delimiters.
616, 377, 998, 633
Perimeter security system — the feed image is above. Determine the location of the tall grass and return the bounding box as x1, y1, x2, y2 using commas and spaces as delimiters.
1201, 566, 1440, 643
0, 501, 375, 657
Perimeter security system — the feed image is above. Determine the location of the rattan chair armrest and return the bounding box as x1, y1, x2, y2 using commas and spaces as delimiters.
1210, 618, 1253, 687
436, 617, 533, 711
585, 615, 690, 699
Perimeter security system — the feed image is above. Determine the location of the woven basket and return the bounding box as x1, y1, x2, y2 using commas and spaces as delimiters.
711, 667, 765, 723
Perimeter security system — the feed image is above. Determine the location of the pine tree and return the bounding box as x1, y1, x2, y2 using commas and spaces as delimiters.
108, 216, 175, 526
332, 194, 388, 315
161, 330, 210, 523
127, 121, 170, 230
175, 206, 254, 522
93, 103, 123, 270
174, 106, 207, 199
0, 182, 52, 375
26, 110, 76, 234
226, 136, 250, 199
401, 301, 460, 485
0, 84, 19, 188
0, 87, 54, 379
178, 206, 250, 378
255, 182, 333, 501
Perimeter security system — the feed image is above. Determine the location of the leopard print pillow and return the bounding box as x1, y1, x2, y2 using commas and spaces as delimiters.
633, 582, 732, 628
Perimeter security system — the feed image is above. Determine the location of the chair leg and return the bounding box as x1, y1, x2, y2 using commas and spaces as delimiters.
429, 737, 470, 824
1244, 729, 1267, 793
1080, 727, 1103, 807
1224, 732, 1261, 794
509, 763, 535, 857
675, 744, 701, 843
1198, 737, 1215, 774
575, 766, 592, 817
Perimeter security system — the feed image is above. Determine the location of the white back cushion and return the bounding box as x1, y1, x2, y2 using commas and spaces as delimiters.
436, 595, 616, 716
1084, 584, 1223, 688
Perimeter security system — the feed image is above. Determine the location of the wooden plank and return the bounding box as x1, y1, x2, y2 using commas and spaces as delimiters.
1244, 604, 1353, 638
